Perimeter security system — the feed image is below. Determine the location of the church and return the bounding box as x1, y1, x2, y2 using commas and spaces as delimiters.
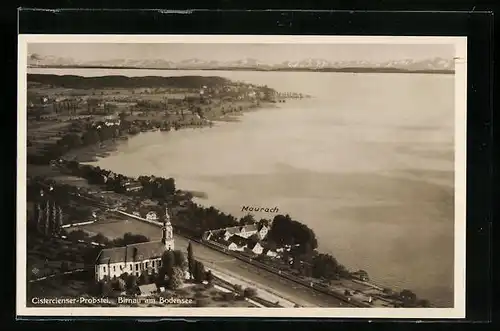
94, 208, 175, 281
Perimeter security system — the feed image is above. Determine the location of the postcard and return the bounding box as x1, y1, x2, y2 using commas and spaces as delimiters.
17, 34, 467, 318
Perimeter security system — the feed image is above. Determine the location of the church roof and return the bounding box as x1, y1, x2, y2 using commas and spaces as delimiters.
96, 241, 167, 265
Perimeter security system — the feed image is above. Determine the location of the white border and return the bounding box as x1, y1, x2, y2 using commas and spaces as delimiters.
17, 34, 467, 319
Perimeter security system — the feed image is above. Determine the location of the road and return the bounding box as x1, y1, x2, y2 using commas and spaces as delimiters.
175, 236, 348, 307
83, 216, 350, 308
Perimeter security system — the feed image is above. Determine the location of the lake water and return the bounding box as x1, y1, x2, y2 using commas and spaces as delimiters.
30, 68, 455, 306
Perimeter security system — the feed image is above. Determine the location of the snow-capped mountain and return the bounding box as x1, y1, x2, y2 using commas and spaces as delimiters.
28, 53, 79, 67
27, 53, 455, 71
376, 57, 454, 70
282, 58, 332, 69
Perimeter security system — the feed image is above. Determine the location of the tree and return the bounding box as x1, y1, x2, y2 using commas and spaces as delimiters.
138, 270, 150, 285
173, 250, 187, 269
60, 261, 69, 272
44, 201, 50, 236
168, 267, 184, 290
268, 214, 318, 251
193, 260, 206, 283
59, 133, 82, 149
243, 287, 257, 298
247, 233, 260, 247
205, 270, 214, 285
232, 284, 243, 296
312, 253, 342, 280
158, 250, 175, 285
56, 206, 64, 233
99, 280, 113, 296
91, 233, 109, 245
382, 288, 393, 296
51, 202, 57, 235
35, 203, 43, 233
112, 232, 150, 247
187, 242, 194, 279
114, 277, 126, 292
240, 214, 255, 225
400, 289, 417, 303
67, 229, 88, 242
258, 219, 270, 228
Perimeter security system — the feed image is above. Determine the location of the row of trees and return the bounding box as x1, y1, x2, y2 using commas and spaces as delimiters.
43, 123, 122, 162
176, 204, 239, 236
311, 253, 350, 280
268, 214, 318, 254
137, 175, 176, 200
65, 230, 150, 249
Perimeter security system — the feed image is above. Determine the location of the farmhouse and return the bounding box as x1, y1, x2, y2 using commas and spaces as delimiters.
248, 242, 264, 255
263, 248, 278, 258
238, 224, 258, 238
94, 209, 175, 281
223, 227, 241, 241
145, 211, 158, 222
256, 223, 270, 240
227, 235, 249, 252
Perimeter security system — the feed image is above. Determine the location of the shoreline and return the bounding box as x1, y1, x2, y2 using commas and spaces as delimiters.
26, 75, 438, 308
61, 100, 278, 164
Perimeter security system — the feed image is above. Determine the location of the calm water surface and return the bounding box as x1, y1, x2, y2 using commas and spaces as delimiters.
31, 68, 455, 306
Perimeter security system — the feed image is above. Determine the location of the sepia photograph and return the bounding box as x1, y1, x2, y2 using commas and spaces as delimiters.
17, 35, 466, 318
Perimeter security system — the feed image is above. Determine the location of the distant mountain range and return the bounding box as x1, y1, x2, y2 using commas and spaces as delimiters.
27, 54, 455, 73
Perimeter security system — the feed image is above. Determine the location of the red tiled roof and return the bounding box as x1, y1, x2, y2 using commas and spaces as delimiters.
96, 241, 167, 264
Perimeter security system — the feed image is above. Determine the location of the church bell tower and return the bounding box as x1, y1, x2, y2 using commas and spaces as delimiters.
161, 207, 174, 250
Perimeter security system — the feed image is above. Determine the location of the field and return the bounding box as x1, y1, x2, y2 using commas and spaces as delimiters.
69, 217, 146, 239
26, 235, 95, 283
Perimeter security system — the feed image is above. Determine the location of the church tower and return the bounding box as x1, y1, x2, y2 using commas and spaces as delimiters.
161, 207, 174, 250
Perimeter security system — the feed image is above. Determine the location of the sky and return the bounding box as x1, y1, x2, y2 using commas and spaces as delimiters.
28, 43, 455, 64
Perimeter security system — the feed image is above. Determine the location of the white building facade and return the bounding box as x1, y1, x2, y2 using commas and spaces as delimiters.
95, 208, 175, 281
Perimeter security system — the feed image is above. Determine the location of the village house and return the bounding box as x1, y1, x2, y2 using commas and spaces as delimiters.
94, 209, 175, 281
263, 248, 279, 258
351, 270, 370, 282
227, 235, 249, 252
145, 211, 158, 222
104, 118, 121, 127
220, 223, 270, 241
248, 242, 264, 255
238, 224, 258, 238
223, 227, 241, 241
122, 181, 143, 192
